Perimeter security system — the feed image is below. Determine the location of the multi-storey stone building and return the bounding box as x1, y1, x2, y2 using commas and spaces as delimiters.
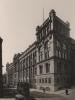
6, 53, 21, 88
6, 9, 75, 91
3, 73, 8, 87
6, 62, 14, 87
0, 37, 3, 97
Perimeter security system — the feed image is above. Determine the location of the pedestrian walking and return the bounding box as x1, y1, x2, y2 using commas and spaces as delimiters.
65, 88, 68, 95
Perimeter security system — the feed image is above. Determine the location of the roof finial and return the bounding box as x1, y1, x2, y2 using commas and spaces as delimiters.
49, 9, 56, 16
43, 8, 45, 22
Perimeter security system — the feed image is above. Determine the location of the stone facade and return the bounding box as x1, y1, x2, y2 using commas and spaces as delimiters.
6, 53, 21, 88
0, 37, 3, 97
3, 73, 8, 87
6, 9, 75, 91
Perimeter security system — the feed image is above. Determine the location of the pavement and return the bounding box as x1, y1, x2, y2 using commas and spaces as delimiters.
30, 88, 75, 100
0, 98, 15, 100
0, 87, 75, 100
30, 88, 72, 96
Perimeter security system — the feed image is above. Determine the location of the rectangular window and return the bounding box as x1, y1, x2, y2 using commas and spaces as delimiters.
46, 23, 49, 35
33, 51, 37, 64
42, 78, 44, 83
48, 78, 51, 83
30, 67, 32, 76
39, 79, 41, 83
56, 50, 58, 57
30, 54, 32, 65
26, 57, 28, 68
45, 78, 47, 83
39, 47, 43, 61
57, 61, 61, 73
43, 28, 46, 37
45, 63, 50, 73
59, 50, 61, 58
34, 51, 37, 64
26, 68, 28, 77
39, 65, 43, 74
34, 67, 37, 75
24, 70, 26, 78
44, 41, 49, 59
63, 44, 66, 50
23, 59, 26, 69
34, 79, 36, 83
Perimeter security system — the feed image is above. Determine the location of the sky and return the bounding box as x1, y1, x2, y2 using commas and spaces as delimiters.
0, 0, 75, 73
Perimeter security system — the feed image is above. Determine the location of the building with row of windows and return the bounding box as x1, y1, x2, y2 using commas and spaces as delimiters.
0, 37, 3, 97
6, 9, 75, 91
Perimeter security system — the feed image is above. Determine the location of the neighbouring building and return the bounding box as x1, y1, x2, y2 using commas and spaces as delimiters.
0, 37, 3, 97
6, 63, 14, 88
6, 9, 75, 91
6, 53, 21, 88
3, 73, 8, 88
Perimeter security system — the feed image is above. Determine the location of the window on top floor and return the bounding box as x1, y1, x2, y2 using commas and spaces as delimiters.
43, 27, 46, 37
46, 22, 51, 35
49, 22, 51, 31
39, 46, 43, 62
42, 30, 44, 38
46, 24, 49, 34
40, 33, 41, 40
39, 30, 45, 40
34, 51, 37, 64
33, 51, 37, 64
39, 32, 42, 41
37, 34, 40, 41
26, 57, 28, 68
14, 63, 17, 72
33, 53, 34, 64
20, 62, 22, 71
22, 61, 24, 71
29, 54, 32, 66
44, 41, 50, 59
30, 54, 32, 65
24, 59, 26, 69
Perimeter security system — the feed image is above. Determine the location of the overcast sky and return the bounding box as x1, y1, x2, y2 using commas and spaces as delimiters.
0, 0, 75, 73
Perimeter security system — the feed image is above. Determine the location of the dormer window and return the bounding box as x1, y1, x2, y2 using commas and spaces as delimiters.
43, 28, 46, 37
36, 25, 40, 32
46, 24, 49, 35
